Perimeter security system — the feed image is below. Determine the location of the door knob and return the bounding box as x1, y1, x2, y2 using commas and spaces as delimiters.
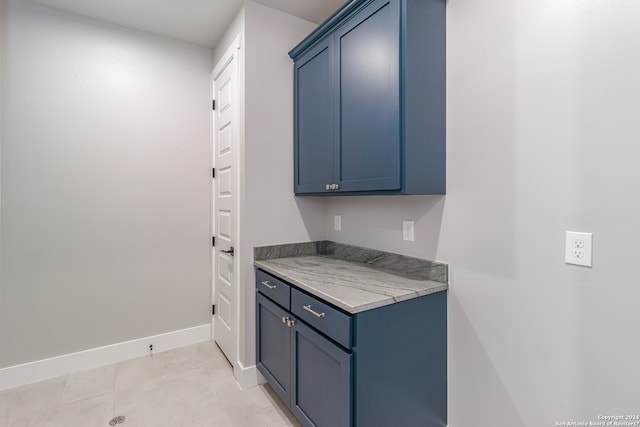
220, 247, 235, 256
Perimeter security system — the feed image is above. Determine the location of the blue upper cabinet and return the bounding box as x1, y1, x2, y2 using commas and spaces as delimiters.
294, 39, 334, 194
290, 0, 446, 196
336, 0, 401, 192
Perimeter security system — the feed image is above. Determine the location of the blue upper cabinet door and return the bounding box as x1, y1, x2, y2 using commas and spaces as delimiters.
294, 39, 334, 194
334, 0, 401, 192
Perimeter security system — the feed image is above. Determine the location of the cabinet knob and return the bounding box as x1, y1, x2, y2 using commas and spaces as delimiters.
282, 316, 289, 324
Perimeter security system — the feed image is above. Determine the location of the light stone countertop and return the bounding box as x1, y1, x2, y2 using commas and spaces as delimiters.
254, 254, 448, 314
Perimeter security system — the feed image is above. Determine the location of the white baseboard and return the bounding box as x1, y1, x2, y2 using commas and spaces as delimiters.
0, 324, 211, 391
234, 360, 265, 390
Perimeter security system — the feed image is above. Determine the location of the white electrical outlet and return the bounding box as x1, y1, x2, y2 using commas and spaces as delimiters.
334, 215, 342, 231
565, 231, 592, 267
402, 221, 414, 242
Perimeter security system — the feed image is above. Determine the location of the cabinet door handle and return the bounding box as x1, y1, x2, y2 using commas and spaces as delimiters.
261, 280, 277, 289
303, 304, 325, 318
287, 319, 295, 327
282, 316, 289, 324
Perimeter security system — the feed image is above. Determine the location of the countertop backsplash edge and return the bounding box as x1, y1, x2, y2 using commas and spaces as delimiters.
254, 240, 448, 283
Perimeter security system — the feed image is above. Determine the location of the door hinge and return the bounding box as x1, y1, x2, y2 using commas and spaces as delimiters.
212, 304, 216, 315
212, 100, 216, 110
212, 236, 215, 247
212, 168, 215, 178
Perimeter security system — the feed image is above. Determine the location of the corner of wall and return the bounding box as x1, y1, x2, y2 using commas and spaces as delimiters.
238, 1, 322, 378
212, 4, 245, 68
0, 0, 7, 365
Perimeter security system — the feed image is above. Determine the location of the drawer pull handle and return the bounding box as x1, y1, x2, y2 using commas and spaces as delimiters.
261, 280, 277, 290
303, 305, 325, 318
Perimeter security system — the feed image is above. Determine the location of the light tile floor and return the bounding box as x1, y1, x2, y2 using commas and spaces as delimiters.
0, 342, 302, 427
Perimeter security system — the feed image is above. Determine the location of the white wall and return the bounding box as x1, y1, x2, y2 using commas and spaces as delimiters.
241, 0, 325, 370
0, 0, 213, 368
212, 5, 244, 69
210, 1, 325, 382
327, 0, 640, 425
0, 0, 6, 362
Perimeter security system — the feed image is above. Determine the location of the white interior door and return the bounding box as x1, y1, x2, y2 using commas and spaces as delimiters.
211, 36, 240, 366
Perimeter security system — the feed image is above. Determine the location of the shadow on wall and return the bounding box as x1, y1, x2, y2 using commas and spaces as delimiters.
443, 0, 523, 424
441, 0, 521, 282
449, 294, 525, 426
294, 196, 328, 241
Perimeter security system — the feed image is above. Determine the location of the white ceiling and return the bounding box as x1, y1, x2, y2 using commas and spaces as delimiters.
24, 0, 345, 49
253, 0, 343, 26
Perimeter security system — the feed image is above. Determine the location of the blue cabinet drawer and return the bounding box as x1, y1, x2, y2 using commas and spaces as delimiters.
291, 288, 352, 349
256, 269, 291, 310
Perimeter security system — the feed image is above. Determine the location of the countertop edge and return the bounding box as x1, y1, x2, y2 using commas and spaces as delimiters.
254, 260, 448, 314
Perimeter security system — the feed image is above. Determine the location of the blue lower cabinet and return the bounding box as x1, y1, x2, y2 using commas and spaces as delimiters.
291, 320, 352, 427
256, 269, 447, 427
256, 294, 291, 405
256, 292, 352, 427
354, 291, 448, 427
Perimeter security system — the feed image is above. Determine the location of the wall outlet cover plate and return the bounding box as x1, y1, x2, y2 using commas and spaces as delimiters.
565, 231, 592, 267
402, 220, 414, 242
